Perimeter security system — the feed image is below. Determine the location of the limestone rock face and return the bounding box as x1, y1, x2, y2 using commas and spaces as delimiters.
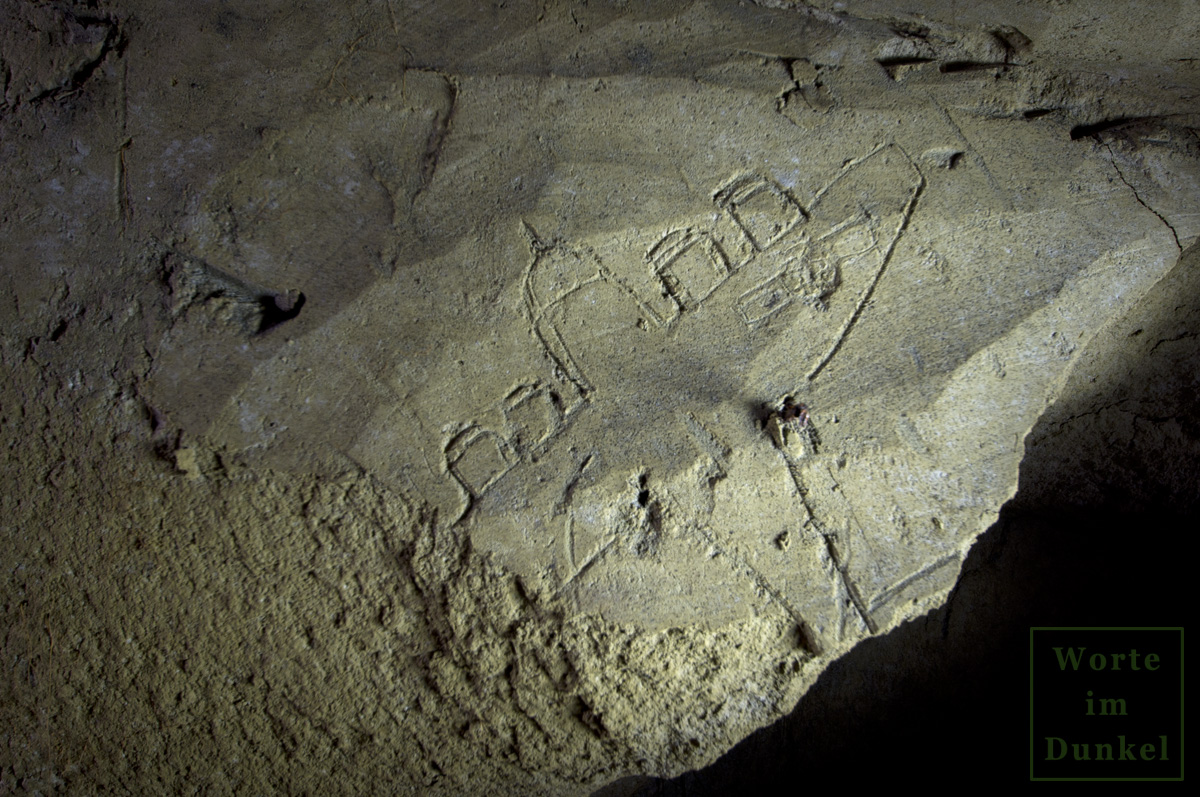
2, 0, 1197, 794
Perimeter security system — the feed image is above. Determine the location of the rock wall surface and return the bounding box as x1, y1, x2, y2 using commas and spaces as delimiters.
2, 1, 1197, 793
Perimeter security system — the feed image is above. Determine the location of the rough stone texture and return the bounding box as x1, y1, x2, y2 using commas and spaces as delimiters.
1, 1, 1197, 794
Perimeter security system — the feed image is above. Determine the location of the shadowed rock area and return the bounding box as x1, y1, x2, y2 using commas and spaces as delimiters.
2, 1, 1197, 793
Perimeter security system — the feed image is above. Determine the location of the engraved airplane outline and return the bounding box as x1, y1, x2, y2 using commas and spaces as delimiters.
445, 142, 925, 648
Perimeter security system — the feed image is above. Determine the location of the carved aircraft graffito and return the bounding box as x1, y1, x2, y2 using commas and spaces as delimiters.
447, 143, 926, 646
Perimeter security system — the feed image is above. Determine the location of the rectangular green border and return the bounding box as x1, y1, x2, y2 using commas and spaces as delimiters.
1029, 627, 1184, 781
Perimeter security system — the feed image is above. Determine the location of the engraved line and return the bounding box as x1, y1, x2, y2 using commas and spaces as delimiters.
536, 322, 593, 394
779, 449, 879, 635
867, 551, 960, 613
836, 575, 851, 640
923, 92, 1008, 205
805, 169, 925, 381
559, 533, 617, 591
820, 463, 874, 545
808, 141, 888, 206
553, 453, 595, 517
114, 56, 130, 232
565, 515, 576, 571
678, 411, 730, 473
820, 530, 879, 635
